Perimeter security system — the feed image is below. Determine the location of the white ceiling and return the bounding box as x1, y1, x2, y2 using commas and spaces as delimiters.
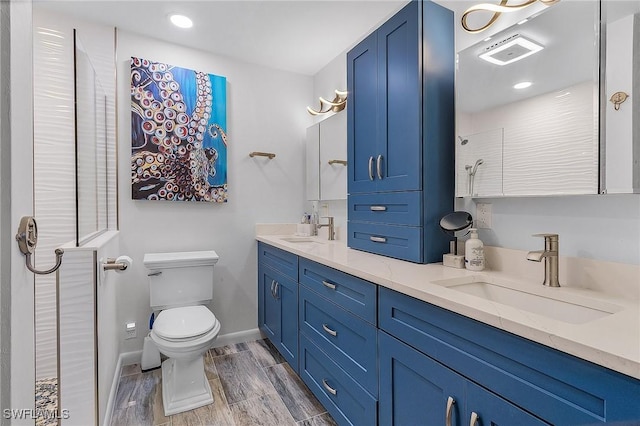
36, 0, 410, 76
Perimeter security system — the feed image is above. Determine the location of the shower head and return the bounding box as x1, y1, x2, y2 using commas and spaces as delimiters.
471, 158, 484, 175
458, 136, 468, 145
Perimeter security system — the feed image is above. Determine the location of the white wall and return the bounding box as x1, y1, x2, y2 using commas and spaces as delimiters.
116, 30, 312, 352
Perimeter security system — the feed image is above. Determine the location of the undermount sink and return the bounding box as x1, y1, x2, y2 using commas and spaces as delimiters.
436, 278, 624, 325
279, 236, 325, 244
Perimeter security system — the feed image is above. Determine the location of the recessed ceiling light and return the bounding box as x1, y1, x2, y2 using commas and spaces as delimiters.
517, 18, 529, 25
513, 81, 532, 89
170, 14, 193, 29
479, 35, 544, 66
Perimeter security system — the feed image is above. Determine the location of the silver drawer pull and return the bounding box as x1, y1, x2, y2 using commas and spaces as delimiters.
370, 236, 387, 243
322, 323, 337, 337
322, 280, 336, 290
369, 205, 387, 211
446, 396, 455, 426
322, 379, 337, 396
469, 412, 479, 426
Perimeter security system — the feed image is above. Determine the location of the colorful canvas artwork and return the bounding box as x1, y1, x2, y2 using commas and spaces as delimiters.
131, 57, 227, 202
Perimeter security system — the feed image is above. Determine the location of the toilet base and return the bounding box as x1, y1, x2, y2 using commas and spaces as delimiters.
161, 356, 213, 416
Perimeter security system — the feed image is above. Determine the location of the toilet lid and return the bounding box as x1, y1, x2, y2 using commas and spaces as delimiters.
153, 305, 217, 340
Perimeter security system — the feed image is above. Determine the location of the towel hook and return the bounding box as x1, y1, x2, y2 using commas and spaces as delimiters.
15, 216, 64, 275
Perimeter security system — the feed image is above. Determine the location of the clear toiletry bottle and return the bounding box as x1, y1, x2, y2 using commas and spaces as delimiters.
465, 228, 485, 271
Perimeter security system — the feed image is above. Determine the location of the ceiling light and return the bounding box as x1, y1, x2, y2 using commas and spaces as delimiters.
479, 35, 544, 66
513, 81, 532, 89
170, 14, 193, 29
517, 18, 529, 25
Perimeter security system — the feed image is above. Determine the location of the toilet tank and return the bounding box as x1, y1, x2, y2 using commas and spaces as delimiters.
144, 250, 219, 310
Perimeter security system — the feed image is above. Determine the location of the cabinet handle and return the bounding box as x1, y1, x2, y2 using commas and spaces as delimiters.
322, 379, 337, 396
376, 155, 383, 179
370, 236, 387, 243
322, 280, 336, 290
369, 205, 387, 211
274, 281, 279, 299
445, 396, 455, 426
270, 280, 276, 298
368, 156, 374, 181
469, 412, 479, 426
322, 323, 338, 337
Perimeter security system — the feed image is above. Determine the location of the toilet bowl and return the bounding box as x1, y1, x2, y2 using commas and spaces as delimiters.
143, 250, 221, 416
150, 305, 221, 415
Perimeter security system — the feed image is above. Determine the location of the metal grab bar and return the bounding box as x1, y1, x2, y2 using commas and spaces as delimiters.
249, 151, 276, 159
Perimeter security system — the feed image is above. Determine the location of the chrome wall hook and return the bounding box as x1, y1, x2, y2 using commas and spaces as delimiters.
15, 216, 64, 275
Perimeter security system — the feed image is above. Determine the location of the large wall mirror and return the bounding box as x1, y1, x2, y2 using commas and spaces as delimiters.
74, 31, 109, 244
455, 0, 600, 197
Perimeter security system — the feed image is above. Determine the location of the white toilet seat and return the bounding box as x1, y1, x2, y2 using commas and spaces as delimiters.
153, 305, 218, 340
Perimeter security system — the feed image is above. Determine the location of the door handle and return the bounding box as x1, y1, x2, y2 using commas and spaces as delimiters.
445, 396, 455, 426
368, 156, 375, 181
376, 155, 383, 179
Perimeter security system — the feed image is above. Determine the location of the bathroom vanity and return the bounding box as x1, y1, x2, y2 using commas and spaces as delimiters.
256, 233, 640, 425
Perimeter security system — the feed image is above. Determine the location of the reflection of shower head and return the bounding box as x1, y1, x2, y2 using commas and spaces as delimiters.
458, 136, 468, 145
471, 158, 484, 176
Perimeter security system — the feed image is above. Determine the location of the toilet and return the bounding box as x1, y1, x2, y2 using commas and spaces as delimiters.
143, 250, 221, 416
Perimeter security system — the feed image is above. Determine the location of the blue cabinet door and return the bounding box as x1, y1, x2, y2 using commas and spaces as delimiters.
258, 263, 298, 372
258, 264, 280, 342
376, 0, 421, 192
379, 331, 465, 426
275, 269, 299, 373
347, 31, 378, 195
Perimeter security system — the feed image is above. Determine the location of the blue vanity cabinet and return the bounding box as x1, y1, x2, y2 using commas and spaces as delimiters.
257, 243, 299, 372
298, 258, 379, 425
379, 286, 640, 424
379, 332, 548, 426
346, 0, 454, 263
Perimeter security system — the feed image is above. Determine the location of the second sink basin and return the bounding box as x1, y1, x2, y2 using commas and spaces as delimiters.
436, 278, 624, 325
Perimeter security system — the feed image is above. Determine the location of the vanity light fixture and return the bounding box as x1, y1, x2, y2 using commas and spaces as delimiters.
169, 14, 193, 29
479, 34, 544, 66
513, 81, 532, 89
306, 90, 348, 116
461, 0, 559, 34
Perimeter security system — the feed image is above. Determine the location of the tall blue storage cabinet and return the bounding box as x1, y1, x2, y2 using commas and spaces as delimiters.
346, 0, 454, 263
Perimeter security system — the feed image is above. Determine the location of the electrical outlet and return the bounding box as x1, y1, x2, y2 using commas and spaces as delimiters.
476, 203, 492, 229
125, 322, 136, 340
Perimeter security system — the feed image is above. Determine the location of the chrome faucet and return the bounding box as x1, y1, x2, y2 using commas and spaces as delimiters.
316, 216, 335, 241
526, 234, 560, 287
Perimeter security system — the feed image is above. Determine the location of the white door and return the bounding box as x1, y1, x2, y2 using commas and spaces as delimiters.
1, 1, 36, 424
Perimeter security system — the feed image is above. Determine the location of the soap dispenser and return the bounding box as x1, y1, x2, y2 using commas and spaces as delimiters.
465, 228, 485, 271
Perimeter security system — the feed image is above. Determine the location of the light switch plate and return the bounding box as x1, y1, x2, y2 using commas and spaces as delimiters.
476, 203, 492, 229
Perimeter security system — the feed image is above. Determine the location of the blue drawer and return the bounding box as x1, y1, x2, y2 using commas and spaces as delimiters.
299, 285, 377, 396
378, 287, 640, 425
298, 258, 376, 324
299, 334, 377, 426
348, 222, 422, 263
348, 192, 421, 226
257, 242, 298, 279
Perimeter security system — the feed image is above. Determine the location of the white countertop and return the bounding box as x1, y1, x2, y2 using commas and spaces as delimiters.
256, 233, 640, 380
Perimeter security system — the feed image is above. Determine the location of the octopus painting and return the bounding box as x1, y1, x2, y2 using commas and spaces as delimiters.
131, 57, 228, 202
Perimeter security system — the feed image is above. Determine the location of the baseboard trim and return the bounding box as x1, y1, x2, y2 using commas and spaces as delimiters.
212, 328, 264, 348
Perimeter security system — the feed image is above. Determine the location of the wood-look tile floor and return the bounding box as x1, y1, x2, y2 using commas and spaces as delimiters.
111, 339, 337, 426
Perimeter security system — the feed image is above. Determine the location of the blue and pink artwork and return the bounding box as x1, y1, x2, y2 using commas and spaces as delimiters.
131, 57, 227, 202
